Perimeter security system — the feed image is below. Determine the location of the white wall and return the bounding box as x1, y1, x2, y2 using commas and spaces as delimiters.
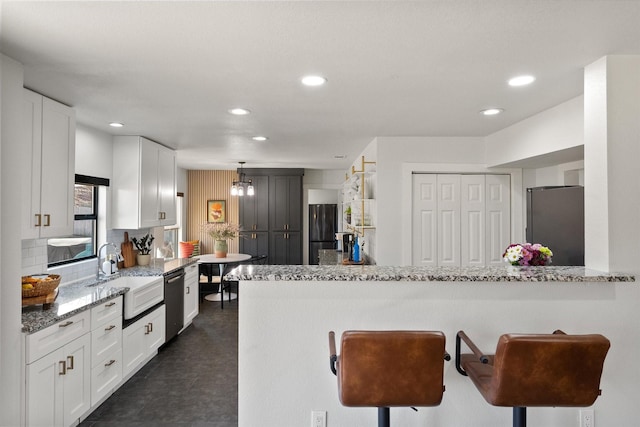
485, 96, 584, 167
523, 160, 585, 189
239, 279, 640, 427
1, 54, 25, 427
308, 189, 339, 205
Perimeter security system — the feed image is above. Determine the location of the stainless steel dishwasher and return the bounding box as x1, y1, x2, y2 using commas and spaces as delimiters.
164, 268, 185, 342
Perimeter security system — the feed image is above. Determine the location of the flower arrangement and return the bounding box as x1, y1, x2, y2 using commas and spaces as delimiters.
132, 233, 154, 255
503, 243, 553, 266
201, 222, 240, 241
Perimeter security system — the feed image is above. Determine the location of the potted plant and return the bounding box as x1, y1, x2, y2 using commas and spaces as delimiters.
201, 222, 240, 257
344, 205, 352, 225
132, 233, 155, 266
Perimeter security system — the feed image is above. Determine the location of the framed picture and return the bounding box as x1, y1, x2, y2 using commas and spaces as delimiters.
207, 200, 226, 223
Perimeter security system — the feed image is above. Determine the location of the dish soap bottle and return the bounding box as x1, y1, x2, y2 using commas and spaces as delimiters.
353, 236, 360, 263
102, 255, 112, 276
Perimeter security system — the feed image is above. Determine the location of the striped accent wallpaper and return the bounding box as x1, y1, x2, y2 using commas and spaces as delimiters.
187, 170, 240, 255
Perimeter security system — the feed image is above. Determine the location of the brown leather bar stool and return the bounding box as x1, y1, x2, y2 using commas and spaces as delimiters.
329, 330, 450, 427
455, 330, 610, 427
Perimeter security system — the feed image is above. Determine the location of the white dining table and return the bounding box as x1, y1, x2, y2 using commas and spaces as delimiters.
197, 253, 252, 305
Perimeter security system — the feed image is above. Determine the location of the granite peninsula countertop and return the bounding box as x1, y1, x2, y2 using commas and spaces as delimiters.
225, 265, 635, 283
22, 257, 198, 334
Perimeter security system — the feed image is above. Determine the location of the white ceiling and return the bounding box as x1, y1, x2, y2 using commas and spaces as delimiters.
2, 1, 640, 171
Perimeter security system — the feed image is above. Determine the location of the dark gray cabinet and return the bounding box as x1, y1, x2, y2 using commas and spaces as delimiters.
239, 175, 269, 232
239, 231, 269, 259
270, 176, 302, 231
238, 169, 303, 265
270, 231, 302, 265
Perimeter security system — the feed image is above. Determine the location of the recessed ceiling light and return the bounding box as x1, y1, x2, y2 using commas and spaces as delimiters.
252, 136, 268, 141
480, 108, 504, 116
508, 75, 536, 87
228, 108, 251, 115
109, 122, 124, 128
334, 155, 346, 159
301, 75, 327, 87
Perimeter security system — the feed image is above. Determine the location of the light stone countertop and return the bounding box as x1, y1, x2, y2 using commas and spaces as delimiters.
21, 257, 198, 334
225, 265, 635, 282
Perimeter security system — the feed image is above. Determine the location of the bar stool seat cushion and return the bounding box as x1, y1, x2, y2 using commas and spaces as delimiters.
337, 331, 445, 408
460, 333, 610, 407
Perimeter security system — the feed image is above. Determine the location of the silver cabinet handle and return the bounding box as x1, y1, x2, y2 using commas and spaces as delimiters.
105, 325, 116, 331
59, 320, 73, 328
104, 359, 116, 367
67, 355, 74, 370
59, 361, 66, 375
167, 275, 184, 284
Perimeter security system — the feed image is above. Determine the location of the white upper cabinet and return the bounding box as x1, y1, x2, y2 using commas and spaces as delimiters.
22, 89, 76, 239
112, 136, 176, 229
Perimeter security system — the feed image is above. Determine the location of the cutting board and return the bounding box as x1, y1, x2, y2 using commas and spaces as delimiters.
122, 232, 135, 267
22, 288, 58, 307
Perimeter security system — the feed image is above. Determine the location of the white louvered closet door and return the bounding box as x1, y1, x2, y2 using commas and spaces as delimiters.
437, 175, 461, 267
485, 174, 511, 265
412, 173, 510, 267
412, 174, 437, 266
461, 175, 486, 266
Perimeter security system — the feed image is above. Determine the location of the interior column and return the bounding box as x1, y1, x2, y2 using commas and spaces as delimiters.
584, 55, 640, 273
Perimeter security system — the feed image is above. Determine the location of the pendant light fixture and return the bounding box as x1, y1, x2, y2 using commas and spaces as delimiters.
230, 161, 254, 196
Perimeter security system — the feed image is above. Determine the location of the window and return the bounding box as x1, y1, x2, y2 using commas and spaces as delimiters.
161, 194, 183, 260
47, 175, 109, 266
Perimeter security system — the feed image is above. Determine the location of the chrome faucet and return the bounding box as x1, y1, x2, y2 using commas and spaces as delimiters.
97, 242, 121, 279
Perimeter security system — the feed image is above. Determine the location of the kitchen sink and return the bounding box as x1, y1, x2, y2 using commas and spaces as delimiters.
103, 276, 164, 320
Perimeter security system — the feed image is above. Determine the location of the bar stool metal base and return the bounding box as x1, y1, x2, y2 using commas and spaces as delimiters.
378, 407, 390, 427
513, 406, 526, 427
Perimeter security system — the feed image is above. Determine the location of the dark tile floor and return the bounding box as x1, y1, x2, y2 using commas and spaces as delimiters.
80, 299, 238, 427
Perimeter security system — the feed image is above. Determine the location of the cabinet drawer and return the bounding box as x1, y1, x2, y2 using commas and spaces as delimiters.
26, 310, 91, 364
185, 263, 198, 280
91, 347, 122, 406
91, 296, 123, 328
91, 316, 122, 368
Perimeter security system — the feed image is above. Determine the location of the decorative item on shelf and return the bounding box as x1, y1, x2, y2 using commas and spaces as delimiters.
344, 205, 352, 225
503, 243, 553, 266
230, 161, 255, 197
201, 222, 240, 257
132, 233, 154, 266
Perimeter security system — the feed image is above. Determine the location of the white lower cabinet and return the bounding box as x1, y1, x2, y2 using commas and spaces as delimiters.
24, 296, 170, 426
90, 297, 123, 407
122, 305, 166, 379
26, 333, 91, 427
183, 263, 199, 330
90, 348, 122, 407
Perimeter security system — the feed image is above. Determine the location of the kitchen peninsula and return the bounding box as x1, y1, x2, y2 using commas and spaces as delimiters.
228, 265, 636, 427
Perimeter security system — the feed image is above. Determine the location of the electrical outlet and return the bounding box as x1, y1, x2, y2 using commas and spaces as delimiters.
580, 409, 594, 427
311, 410, 327, 427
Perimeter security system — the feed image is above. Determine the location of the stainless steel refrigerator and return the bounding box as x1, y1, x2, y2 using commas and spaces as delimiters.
526, 186, 584, 266
309, 204, 337, 264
